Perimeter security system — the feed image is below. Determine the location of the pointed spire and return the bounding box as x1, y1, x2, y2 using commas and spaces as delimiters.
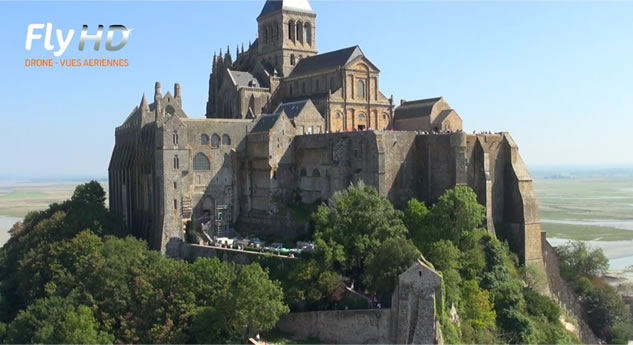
174, 83, 181, 100
219, 47, 223, 56
241, 43, 245, 53
140, 93, 149, 111
236, 44, 239, 58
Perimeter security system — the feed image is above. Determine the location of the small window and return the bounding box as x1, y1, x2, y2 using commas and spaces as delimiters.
193, 153, 211, 171
357, 79, 366, 99
201, 134, 209, 145
336, 112, 342, 119
382, 113, 388, 120
172, 132, 179, 145
173, 155, 179, 170
211, 134, 220, 148
173, 199, 178, 210
173, 182, 177, 189
290, 54, 296, 66
222, 134, 231, 146
359, 113, 366, 120
312, 168, 321, 177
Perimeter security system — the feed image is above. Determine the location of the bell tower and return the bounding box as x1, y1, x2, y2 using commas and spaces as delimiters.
257, 0, 317, 77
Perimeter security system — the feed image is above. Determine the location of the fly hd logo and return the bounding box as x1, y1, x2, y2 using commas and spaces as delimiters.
25, 23, 132, 57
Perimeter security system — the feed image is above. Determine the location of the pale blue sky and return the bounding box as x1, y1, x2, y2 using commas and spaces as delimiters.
1, 0, 632, 178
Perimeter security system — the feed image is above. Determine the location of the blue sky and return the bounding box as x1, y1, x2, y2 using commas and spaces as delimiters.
1, 0, 632, 178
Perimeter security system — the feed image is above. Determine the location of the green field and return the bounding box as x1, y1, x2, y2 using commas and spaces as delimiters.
533, 176, 633, 241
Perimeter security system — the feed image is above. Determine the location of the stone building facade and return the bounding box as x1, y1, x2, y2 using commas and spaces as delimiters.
109, 0, 545, 269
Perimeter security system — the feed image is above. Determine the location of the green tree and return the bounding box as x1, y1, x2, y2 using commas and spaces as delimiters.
427, 186, 486, 248
5, 296, 113, 344
363, 237, 420, 301
556, 241, 608, 280
313, 182, 409, 286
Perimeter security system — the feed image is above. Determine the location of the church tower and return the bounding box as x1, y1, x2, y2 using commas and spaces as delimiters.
257, 0, 317, 77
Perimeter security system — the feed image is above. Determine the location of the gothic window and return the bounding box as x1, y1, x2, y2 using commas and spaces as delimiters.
300, 168, 307, 176
173, 155, 179, 170
312, 168, 320, 177
296, 21, 303, 43
305, 23, 312, 46
290, 54, 296, 65
357, 79, 366, 99
222, 134, 231, 145
201, 134, 209, 145
288, 20, 295, 40
193, 153, 210, 171
211, 134, 220, 148
172, 132, 179, 145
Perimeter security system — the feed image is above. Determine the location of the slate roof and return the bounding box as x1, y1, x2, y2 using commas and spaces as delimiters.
434, 109, 454, 124
252, 114, 280, 133
394, 97, 443, 119
228, 70, 264, 88
259, 0, 313, 18
289, 46, 363, 77
273, 100, 308, 119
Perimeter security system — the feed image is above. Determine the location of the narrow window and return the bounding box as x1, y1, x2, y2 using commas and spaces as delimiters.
173, 155, 179, 170
315, 79, 320, 91
211, 134, 220, 148
300, 125, 305, 134
289, 85, 293, 97
172, 132, 179, 145
222, 134, 231, 146
302, 82, 306, 94
290, 54, 296, 65
173, 199, 178, 210
173, 182, 177, 189
357, 79, 366, 99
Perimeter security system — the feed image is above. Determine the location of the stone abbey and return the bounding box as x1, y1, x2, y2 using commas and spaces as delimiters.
108, 0, 544, 270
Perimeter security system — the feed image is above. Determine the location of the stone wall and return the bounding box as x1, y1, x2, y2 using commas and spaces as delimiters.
276, 309, 392, 344
541, 235, 600, 344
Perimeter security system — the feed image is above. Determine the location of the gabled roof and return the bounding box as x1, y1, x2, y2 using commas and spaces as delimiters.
259, 0, 313, 18
252, 114, 280, 133
394, 97, 443, 119
434, 109, 454, 124
289, 46, 364, 77
228, 70, 264, 88
273, 100, 309, 119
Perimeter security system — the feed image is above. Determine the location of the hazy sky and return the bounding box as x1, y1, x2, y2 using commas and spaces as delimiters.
1, 0, 632, 178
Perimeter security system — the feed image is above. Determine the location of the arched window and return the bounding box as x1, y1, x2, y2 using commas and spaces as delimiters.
193, 153, 210, 171
290, 54, 296, 65
296, 21, 303, 43
211, 134, 220, 148
172, 132, 179, 145
173, 155, 179, 169
305, 23, 312, 46
222, 134, 231, 146
312, 168, 320, 177
359, 113, 366, 120
201, 134, 209, 145
288, 20, 295, 40
336, 112, 342, 119
382, 113, 388, 120
356, 79, 366, 99
300, 168, 307, 176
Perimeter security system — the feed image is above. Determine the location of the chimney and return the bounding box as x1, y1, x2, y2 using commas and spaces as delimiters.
400, 99, 406, 106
